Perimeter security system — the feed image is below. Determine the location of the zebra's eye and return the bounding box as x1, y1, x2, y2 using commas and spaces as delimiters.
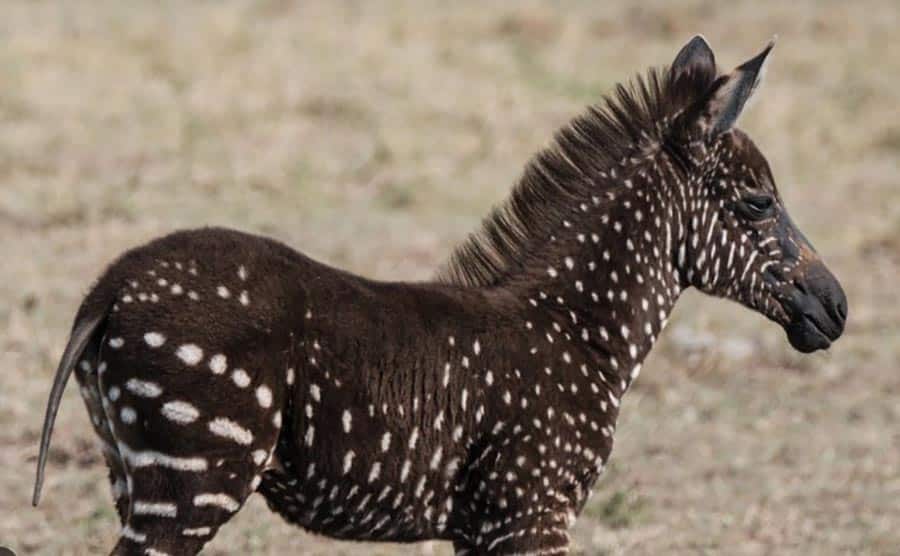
739, 195, 775, 220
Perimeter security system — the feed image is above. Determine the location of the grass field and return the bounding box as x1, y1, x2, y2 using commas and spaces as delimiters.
1, 1, 898, 554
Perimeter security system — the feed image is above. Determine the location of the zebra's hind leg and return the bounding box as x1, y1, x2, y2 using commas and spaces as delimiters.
109, 456, 261, 556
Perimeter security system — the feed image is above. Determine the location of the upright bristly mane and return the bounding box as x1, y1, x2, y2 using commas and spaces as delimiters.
437, 63, 719, 288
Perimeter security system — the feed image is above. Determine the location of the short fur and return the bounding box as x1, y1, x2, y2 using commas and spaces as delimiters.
34, 36, 846, 556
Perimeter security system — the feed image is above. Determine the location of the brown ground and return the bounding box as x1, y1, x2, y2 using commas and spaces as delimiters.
1, 1, 898, 555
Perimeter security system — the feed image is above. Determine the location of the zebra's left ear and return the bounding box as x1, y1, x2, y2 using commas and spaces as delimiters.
703, 38, 776, 135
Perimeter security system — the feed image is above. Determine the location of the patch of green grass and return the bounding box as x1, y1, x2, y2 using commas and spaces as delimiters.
586, 489, 650, 530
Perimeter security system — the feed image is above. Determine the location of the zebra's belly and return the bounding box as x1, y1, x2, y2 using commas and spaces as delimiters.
257, 467, 449, 542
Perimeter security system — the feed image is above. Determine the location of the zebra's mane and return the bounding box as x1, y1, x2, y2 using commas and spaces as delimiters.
436, 63, 720, 288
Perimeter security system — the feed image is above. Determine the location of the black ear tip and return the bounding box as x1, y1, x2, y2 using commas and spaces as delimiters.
738, 37, 777, 72
679, 34, 713, 56
673, 34, 716, 73
687, 34, 712, 49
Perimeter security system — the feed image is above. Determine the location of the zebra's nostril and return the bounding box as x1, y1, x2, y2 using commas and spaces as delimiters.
836, 299, 847, 323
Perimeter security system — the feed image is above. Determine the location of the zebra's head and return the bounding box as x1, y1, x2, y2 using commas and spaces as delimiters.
670, 36, 847, 353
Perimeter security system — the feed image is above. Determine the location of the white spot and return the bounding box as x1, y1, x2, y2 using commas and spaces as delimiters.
400, 459, 412, 482
381, 432, 391, 452
118, 440, 207, 471
430, 446, 443, 470
143, 332, 165, 348
256, 385, 273, 409
232, 369, 251, 388
342, 409, 352, 433
120, 406, 137, 424
216, 286, 230, 299
310, 384, 321, 402
125, 379, 162, 398
121, 525, 146, 543
208, 417, 253, 445
473, 340, 481, 355
368, 462, 382, 483
343, 450, 355, 474
108, 386, 120, 402
182, 527, 211, 537
176, 344, 203, 366
239, 291, 250, 306
161, 400, 200, 424
209, 354, 227, 375
238, 265, 248, 281
252, 449, 268, 466
108, 337, 124, 349
286, 367, 295, 385
133, 501, 177, 518
193, 493, 240, 512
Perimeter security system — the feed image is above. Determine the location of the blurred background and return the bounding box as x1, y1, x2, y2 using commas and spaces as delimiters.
1, 1, 898, 554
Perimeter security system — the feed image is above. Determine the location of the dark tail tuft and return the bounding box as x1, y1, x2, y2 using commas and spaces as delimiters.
32, 312, 107, 506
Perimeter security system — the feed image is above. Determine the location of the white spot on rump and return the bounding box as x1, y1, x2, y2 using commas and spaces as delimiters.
342, 409, 352, 433
232, 369, 251, 388
176, 344, 204, 366
118, 440, 207, 471
161, 400, 199, 424
256, 385, 273, 409
143, 332, 166, 348
208, 417, 253, 445
193, 493, 240, 512
182, 527, 211, 537
125, 379, 163, 398
120, 406, 137, 424
216, 286, 230, 299
209, 354, 227, 375
108, 337, 124, 349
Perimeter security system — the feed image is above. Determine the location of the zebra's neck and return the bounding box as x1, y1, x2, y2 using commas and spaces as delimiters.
506, 163, 688, 392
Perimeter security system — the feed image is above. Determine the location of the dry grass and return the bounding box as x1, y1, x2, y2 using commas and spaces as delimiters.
1, 1, 898, 554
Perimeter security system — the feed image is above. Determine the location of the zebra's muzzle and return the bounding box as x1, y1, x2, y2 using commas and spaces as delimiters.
781, 261, 847, 353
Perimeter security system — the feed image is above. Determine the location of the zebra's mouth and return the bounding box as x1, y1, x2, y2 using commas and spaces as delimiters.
784, 313, 835, 353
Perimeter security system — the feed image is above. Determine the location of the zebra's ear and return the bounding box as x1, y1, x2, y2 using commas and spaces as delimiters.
703, 38, 776, 135
672, 35, 716, 78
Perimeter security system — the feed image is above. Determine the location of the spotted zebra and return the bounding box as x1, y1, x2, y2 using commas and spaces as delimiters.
33, 35, 846, 555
